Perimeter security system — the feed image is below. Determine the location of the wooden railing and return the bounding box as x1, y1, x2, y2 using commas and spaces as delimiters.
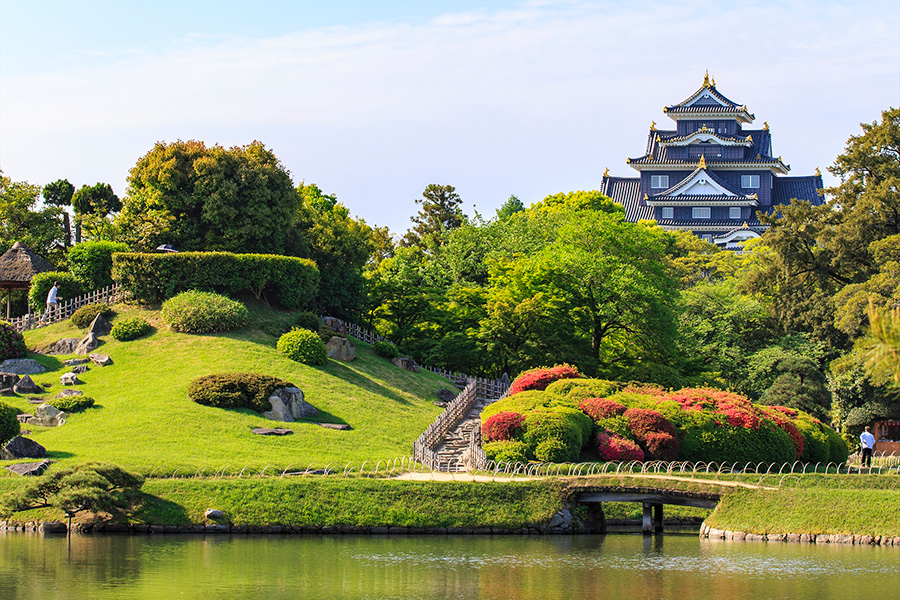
466, 386, 510, 470
7, 284, 123, 333
413, 379, 480, 470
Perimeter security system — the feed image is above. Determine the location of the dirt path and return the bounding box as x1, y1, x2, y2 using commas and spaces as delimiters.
392, 471, 779, 490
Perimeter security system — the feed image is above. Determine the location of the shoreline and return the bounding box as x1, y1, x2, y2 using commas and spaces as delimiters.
699, 522, 900, 546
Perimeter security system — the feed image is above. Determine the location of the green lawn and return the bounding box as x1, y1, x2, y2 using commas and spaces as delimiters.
4, 303, 449, 474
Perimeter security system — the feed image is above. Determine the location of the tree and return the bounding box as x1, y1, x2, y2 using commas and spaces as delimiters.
117, 140, 299, 254
758, 355, 832, 421
495, 194, 524, 221
401, 184, 465, 250
71, 182, 122, 243
0, 171, 65, 258
42, 179, 75, 247
865, 302, 900, 386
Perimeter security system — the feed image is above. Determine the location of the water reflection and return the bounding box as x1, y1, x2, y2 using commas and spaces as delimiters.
1, 532, 896, 600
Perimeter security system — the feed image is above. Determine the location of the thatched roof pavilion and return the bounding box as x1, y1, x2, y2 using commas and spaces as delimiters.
0, 241, 55, 319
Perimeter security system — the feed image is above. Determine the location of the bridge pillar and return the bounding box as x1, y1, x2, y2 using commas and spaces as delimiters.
653, 503, 663, 533
642, 502, 652, 535
642, 502, 664, 534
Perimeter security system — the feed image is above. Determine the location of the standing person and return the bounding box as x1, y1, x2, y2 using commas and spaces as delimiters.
860, 426, 876, 468
44, 281, 60, 323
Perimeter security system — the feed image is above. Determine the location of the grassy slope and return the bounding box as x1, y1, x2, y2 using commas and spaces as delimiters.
5, 303, 448, 474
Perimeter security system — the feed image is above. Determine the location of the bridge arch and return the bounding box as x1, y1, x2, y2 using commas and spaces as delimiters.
573, 486, 721, 534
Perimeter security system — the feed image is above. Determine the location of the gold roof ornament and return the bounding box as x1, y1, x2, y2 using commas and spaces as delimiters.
757, 154, 761, 160
747, 134, 753, 142
711, 75, 716, 86
763, 121, 769, 131
700, 124, 708, 131
815, 166, 821, 176
697, 154, 707, 168
742, 221, 749, 228
626, 157, 631, 163
603, 167, 610, 177
644, 193, 649, 200
703, 70, 711, 87
650, 121, 657, 131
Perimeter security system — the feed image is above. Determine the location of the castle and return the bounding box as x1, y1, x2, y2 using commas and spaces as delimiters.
600, 74, 824, 250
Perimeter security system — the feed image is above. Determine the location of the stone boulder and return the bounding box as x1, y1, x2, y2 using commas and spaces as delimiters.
321, 316, 345, 334
261, 387, 316, 422
89, 353, 112, 367
0, 359, 45, 375
251, 427, 293, 436
60, 372, 81, 386
0, 436, 47, 460
0, 372, 20, 395
55, 389, 83, 399
87, 313, 112, 336
13, 375, 42, 395
25, 404, 67, 427
70, 364, 90, 375
74, 332, 99, 355
64, 358, 89, 366
325, 336, 356, 361
4, 459, 53, 476
391, 357, 420, 373
436, 387, 457, 403
47, 338, 81, 355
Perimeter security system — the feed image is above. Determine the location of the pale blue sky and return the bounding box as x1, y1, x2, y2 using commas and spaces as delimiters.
2, 0, 898, 234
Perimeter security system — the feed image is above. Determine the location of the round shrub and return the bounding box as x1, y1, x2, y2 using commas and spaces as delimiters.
624, 408, 678, 438
595, 431, 644, 462
0, 321, 27, 362
0, 401, 19, 445
794, 418, 830, 464
295, 311, 322, 332
374, 341, 400, 360
824, 425, 849, 463
187, 373, 295, 412
483, 440, 530, 464
545, 378, 621, 408
543, 406, 593, 448
523, 411, 582, 459
482, 390, 551, 421
534, 438, 577, 463
641, 431, 680, 461
482, 411, 526, 443
595, 415, 634, 441
758, 406, 804, 460
111, 316, 151, 341
580, 398, 627, 422
161, 290, 248, 333
509, 364, 582, 396
70, 303, 114, 329
50, 396, 95, 413
278, 328, 327, 365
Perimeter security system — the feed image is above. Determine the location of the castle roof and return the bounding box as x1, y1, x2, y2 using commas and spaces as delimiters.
662, 73, 755, 122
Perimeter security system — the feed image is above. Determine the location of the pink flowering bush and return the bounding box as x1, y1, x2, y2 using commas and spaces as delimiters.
595, 431, 644, 462
482, 411, 526, 443
0, 322, 26, 362
508, 364, 581, 395
579, 398, 627, 421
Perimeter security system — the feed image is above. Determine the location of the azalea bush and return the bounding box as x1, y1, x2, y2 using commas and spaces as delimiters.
0, 321, 27, 362
481, 411, 526, 443
508, 364, 582, 395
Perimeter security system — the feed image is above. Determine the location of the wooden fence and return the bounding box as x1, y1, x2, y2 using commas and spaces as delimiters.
413, 379, 480, 470
7, 284, 123, 333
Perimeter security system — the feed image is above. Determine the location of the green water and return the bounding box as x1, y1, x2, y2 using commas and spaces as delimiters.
1, 533, 897, 600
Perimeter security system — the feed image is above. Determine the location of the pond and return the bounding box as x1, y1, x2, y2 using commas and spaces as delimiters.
2, 532, 897, 600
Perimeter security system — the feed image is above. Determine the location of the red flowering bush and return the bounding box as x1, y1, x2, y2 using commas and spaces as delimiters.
621, 383, 666, 396
758, 407, 804, 459
718, 407, 761, 430
642, 431, 679, 461
595, 431, 644, 462
624, 408, 678, 438
0, 322, 26, 362
482, 411, 526, 443
580, 398, 627, 421
509, 364, 581, 396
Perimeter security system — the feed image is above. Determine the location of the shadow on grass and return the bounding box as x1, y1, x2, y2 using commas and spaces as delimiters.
299, 407, 349, 427
323, 360, 413, 406
25, 353, 63, 372
135, 494, 192, 526
45, 450, 76, 459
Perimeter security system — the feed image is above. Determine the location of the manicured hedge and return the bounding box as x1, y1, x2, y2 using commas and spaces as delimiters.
28, 272, 83, 311
482, 412, 526, 443
70, 303, 114, 329
374, 341, 400, 360
482, 440, 530, 463
161, 291, 248, 333
277, 328, 327, 365
51, 396, 95, 413
187, 373, 294, 412
508, 364, 582, 395
0, 401, 19, 445
68, 241, 130, 290
0, 321, 27, 362
111, 316, 152, 341
112, 251, 319, 309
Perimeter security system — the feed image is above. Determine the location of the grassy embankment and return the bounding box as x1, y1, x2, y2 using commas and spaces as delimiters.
3, 302, 449, 474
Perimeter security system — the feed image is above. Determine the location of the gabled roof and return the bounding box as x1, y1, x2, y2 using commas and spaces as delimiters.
0, 242, 55, 288
772, 174, 825, 206
662, 74, 755, 122
653, 165, 743, 198
657, 128, 753, 147
630, 127, 781, 171
599, 176, 653, 222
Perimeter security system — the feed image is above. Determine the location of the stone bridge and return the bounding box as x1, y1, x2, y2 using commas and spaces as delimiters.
573, 486, 721, 534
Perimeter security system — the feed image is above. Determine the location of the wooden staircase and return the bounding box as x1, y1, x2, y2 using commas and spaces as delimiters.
433, 397, 497, 472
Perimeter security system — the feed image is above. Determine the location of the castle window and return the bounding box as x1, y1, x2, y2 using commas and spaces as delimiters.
692, 207, 711, 219
661, 207, 673, 219
730, 207, 741, 219
702, 234, 713, 242
651, 175, 669, 189
741, 174, 760, 188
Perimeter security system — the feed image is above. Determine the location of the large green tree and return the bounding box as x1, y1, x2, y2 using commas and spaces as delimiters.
0, 171, 65, 258
71, 182, 121, 243
42, 178, 75, 247
401, 184, 465, 250
118, 140, 299, 254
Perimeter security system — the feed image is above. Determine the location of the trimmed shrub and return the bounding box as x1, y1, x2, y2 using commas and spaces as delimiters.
50, 396, 95, 413
824, 425, 849, 464
580, 398, 627, 422
187, 373, 294, 412
482, 412, 526, 443
277, 328, 327, 365
794, 418, 830, 464
112, 251, 319, 309
70, 303, 114, 329
624, 408, 680, 461
0, 401, 19, 445
545, 378, 621, 408
68, 241, 129, 290
543, 406, 593, 448
161, 291, 248, 333
509, 364, 581, 396
595, 432, 644, 462
111, 316, 152, 341
482, 390, 551, 421
0, 321, 27, 362
483, 440, 530, 463
374, 341, 400, 360
595, 415, 634, 441
758, 406, 804, 460
534, 438, 576, 463
28, 271, 83, 311
641, 431, 679, 461
295, 311, 322, 332
523, 411, 582, 460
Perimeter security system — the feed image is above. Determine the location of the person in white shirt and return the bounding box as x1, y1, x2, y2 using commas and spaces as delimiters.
44, 282, 59, 322
860, 426, 876, 468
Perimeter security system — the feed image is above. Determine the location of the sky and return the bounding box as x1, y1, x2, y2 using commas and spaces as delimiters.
1, 0, 898, 235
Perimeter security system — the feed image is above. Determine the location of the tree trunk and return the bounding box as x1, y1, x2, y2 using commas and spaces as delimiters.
62, 212, 71, 247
